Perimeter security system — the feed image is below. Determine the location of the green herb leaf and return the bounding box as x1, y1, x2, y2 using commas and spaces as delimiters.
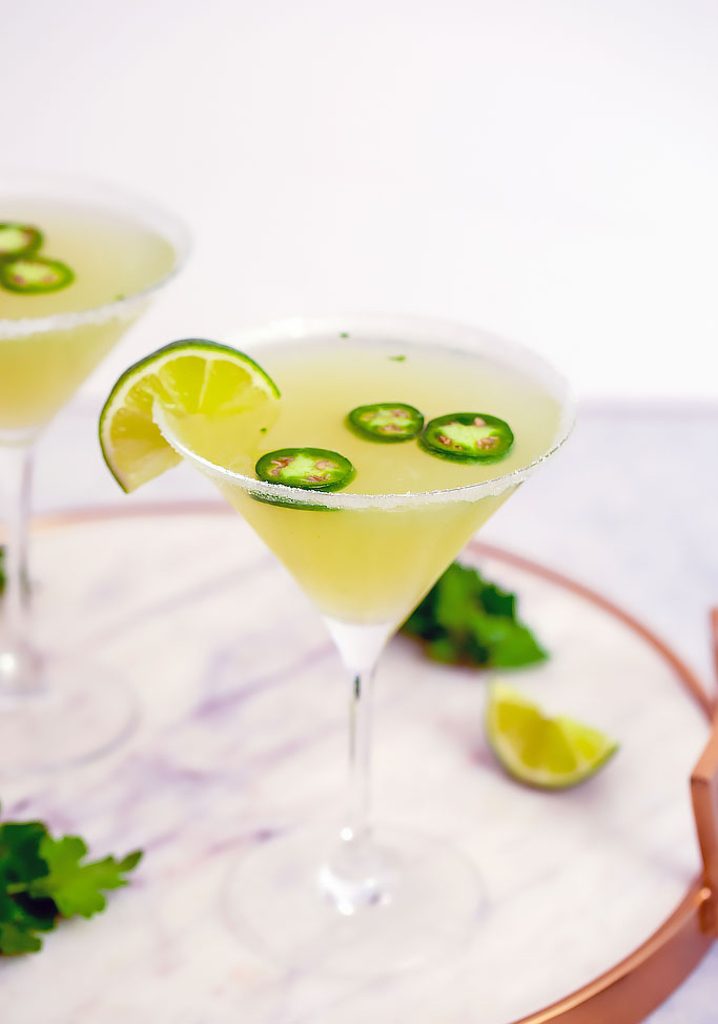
0, 896, 53, 955
402, 562, 548, 669
0, 821, 49, 885
0, 546, 5, 594
0, 820, 57, 955
0, 807, 143, 954
29, 837, 142, 919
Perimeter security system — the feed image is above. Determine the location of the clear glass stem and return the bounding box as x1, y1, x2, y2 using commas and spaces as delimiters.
318, 618, 397, 914
320, 661, 386, 914
345, 667, 375, 843
0, 441, 42, 696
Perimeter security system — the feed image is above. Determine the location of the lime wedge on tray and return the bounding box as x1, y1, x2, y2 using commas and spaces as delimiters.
99, 339, 279, 493
486, 682, 618, 789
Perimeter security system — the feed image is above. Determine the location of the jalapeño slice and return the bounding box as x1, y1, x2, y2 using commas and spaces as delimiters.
421, 412, 514, 463
0, 256, 74, 294
0, 223, 43, 260
347, 402, 424, 442
256, 447, 355, 491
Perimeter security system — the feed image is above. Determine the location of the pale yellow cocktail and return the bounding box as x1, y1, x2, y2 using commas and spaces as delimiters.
0, 176, 186, 775
0, 199, 176, 432
174, 335, 563, 625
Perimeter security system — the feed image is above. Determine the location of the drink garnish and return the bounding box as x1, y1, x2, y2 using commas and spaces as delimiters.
402, 561, 547, 667
347, 402, 424, 442
420, 412, 514, 462
0, 256, 74, 295
99, 339, 280, 492
0, 805, 142, 955
255, 447, 355, 491
0, 223, 76, 294
486, 683, 619, 789
0, 223, 43, 260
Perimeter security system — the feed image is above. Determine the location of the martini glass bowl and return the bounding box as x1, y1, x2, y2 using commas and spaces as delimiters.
0, 171, 189, 774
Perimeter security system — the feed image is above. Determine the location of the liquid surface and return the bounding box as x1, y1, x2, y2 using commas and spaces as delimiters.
176, 334, 566, 625
0, 199, 176, 433
249, 337, 562, 494
0, 200, 175, 319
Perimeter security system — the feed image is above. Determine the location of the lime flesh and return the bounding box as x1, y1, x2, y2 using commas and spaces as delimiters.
485, 682, 619, 789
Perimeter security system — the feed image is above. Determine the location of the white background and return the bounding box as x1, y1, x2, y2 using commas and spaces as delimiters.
4, 0, 718, 400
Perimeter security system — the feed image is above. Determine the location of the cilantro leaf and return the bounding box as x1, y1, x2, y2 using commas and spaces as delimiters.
0, 821, 49, 884
0, 819, 60, 954
0, 889, 55, 955
402, 561, 548, 669
0, 921, 43, 955
0, 806, 143, 954
29, 836, 142, 918
478, 580, 515, 619
0, 546, 5, 594
466, 612, 547, 667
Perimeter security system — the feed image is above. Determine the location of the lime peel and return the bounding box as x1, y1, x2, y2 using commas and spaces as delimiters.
485, 682, 619, 790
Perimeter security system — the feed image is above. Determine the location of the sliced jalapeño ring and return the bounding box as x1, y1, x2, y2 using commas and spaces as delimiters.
0, 223, 43, 260
347, 402, 424, 442
255, 447, 355, 491
420, 412, 514, 462
0, 256, 75, 295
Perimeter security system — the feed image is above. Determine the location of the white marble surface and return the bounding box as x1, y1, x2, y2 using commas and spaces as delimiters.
3, 396, 714, 1022
0, 511, 709, 1024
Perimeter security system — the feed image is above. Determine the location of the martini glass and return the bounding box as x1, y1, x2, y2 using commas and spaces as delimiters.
0, 172, 189, 773
157, 314, 574, 974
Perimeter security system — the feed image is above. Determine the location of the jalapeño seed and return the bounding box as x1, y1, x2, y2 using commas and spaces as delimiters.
0, 256, 75, 295
0, 223, 43, 260
255, 447, 355, 491
420, 412, 514, 462
347, 402, 424, 442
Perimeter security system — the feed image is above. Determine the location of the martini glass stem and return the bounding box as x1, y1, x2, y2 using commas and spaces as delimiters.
346, 667, 375, 842
318, 644, 388, 915
0, 441, 41, 695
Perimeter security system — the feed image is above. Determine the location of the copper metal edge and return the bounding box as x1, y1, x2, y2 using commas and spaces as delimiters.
23, 501, 718, 1024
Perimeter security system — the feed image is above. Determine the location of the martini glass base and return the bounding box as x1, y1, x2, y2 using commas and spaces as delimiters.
0, 663, 138, 775
224, 823, 486, 977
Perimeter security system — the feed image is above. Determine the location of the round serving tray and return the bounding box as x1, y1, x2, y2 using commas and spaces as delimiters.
1, 503, 715, 1024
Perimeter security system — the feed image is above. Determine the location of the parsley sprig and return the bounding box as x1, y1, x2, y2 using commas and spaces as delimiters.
0, 810, 142, 955
402, 561, 547, 668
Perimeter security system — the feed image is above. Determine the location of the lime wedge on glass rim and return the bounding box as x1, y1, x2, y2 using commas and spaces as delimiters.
485, 682, 618, 789
99, 339, 280, 492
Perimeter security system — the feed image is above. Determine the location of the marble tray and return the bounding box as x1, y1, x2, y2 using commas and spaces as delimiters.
1, 504, 715, 1024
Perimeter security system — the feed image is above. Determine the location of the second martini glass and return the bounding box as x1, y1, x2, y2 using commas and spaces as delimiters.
153, 315, 574, 973
0, 173, 188, 773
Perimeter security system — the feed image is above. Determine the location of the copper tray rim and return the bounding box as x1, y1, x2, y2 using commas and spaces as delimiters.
26, 500, 716, 1024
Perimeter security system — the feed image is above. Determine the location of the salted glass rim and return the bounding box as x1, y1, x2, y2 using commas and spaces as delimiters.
154, 313, 576, 511
0, 170, 190, 340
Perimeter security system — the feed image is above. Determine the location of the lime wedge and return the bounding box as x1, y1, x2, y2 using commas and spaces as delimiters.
485, 682, 618, 789
99, 339, 279, 492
